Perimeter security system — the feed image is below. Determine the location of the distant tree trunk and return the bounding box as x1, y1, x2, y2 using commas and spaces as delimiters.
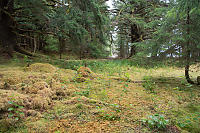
119, 42, 125, 58
33, 35, 37, 53
185, 7, 195, 84
110, 33, 113, 56
79, 50, 82, 60
129, 45, 136, 58
126, 41, 129, 58
128, 24, 140, 58
59, 37, 65, 59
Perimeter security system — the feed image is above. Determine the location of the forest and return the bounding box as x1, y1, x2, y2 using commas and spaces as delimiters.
0, 0, 200, 132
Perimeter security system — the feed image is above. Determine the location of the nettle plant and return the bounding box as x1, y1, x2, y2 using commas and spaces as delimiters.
7, 95, 24, 121
142, 114, 169, 130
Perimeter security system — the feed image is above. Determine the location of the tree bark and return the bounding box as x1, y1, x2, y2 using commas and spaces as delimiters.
127, 24, 140, 58
33, 35, 37, 53
59, 37, 66, 59
185, 7, 195, 84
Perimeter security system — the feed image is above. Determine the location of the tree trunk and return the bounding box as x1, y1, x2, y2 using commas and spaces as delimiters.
128, 24, 140, 58
59, 37, 66, 59
79, 45, 82, 60
128, 45, 136, 58
33, 35, 37, 53
185, 7, 195, 84
59, 37, 63, 59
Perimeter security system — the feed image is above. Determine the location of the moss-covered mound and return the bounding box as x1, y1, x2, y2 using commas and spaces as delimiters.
25, 63, 57, 73
0, 63, 77, 117
75, 66, 97, 82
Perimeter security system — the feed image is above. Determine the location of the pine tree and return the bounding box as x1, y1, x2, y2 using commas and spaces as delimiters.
0, 0, 110, 58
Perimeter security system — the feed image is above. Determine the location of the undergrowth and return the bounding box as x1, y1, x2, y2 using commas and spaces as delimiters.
0, 56, 199, 133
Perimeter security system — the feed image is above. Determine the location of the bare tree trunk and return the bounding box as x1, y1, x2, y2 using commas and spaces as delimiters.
110, 33, 113, 56
126, 41, 129, 58
128, 24, 140, 58
79, 45, 82, 60
120, 43, 125, 58
59, 37, 63, 59
185, 7, 195, 84
33, 35, 37, 53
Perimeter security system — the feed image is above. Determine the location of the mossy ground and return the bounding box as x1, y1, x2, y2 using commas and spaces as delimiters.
0, 59, 199, 133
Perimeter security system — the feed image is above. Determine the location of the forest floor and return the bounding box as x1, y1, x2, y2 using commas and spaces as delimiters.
0, 58, 200, 133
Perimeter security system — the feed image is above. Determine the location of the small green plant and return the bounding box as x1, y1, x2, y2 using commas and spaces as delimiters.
122, 84, 128, 94
100, 113, 120, 121
185, 83, 193, 88
123, 72, 131, 82
76, 103, 83, 109
142, 114, 169, 130
7, 101, 24, 121
7, 95, 25, 121
142, 76, 156, 93
97, 105, 120, 121
23, 55, 32, 63
176, 114, 200, 132
110, 104, 121, 113
74, 90, 90, 97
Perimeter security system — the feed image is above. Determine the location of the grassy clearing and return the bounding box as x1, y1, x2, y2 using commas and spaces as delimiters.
0, 58, 199, 133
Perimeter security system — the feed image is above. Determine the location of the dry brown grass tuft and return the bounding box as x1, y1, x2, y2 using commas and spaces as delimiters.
25, 63, 57, 73
75, 67, 97, 82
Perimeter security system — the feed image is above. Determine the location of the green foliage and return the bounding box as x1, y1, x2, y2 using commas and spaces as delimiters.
97, 103, 121, 121
172, 105, 200, 133
142, 114, 169, 130
122, 84, 129, 94
12, 55, 21, 63
3, 0, 110, 58
23, 55, 32, 64
44, 36, 59, 52
110, 104, 121, 113
119, 72, 131, 82
87, 42, 109, 58
142, 76, 156, 93
76, 104, 83, 109
100, 113, 120, 121
46, 58, 183, 75
74, 90, 90, 97
7, 95, 24, 121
